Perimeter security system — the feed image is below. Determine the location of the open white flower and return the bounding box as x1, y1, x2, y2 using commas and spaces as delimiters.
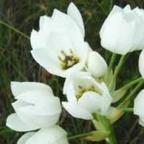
139, 49, 144, 78
62, 72, 112, 120
87, 51, 108, 77
17, 125, 69, 144
134, 89, 144, 127
6, 82, 61, 132
31, 2, 90, 77
100, 5, 144, 55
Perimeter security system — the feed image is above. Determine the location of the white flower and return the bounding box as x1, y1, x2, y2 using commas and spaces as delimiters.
62, 72, 112, 120
17, 125, 69, 144
6, 82, 61, 132
30, 2, 90, 78
100, 5, 144, 55
87, 51, 108, 77
134, 89, 144, 127
139, 49, 144, 78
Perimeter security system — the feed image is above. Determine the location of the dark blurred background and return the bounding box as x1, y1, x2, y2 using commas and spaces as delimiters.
0, 0, 144, 143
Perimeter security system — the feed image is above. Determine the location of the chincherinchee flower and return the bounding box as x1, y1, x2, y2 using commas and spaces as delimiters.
6, 82, 61, 132
134, 90, 144, 127
100, 5, 144, 55
62, 72, 112, 120
17, 126, 69, 144
30, 2, 90, 78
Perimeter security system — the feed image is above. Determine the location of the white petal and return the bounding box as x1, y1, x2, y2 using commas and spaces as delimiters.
12, 95, 61, 128
87, 51, 108, 77
18, 133, 35, 144
109, 5, 122, 16
62, 102, 92, 120
31, 48, 65, 77
52, 9, 83, 39
139, 50, 144, 78
25, 126, 68, 144
63, 78, 77, 103
39, 15, 52, 30
30, 29, 48, 50
67, 2, 85, 36
78, 92, 102, 113
6, 113, 38, 132
124, 5, 131, 12
84, 42, 93, 52
134, 89, 144, 116
78, 91, 112, 115
100, 5, 122, 36
11, 82, 53, 98
139, 117, 144, 127
52, 9, 85, 51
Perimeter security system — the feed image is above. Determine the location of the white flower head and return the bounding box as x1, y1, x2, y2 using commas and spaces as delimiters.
17, 125, 69, 144
31, 2, 90, 77
6, 82, 61, 132
62, 72, 112, 120
100, 5, 144, 55
87, 51, 108, 77
139, 49, 144, 78
134, 89, 144, 127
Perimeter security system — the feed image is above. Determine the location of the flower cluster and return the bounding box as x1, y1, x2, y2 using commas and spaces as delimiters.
6, 2, 144, 144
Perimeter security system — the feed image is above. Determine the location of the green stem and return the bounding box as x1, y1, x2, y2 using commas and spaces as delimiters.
118, 77, 143, 91
109, 53, 116, 70
113, 55, 126, 79
68, 132, 92, 140
121, 107, 133, 112
106, 124, 117, 144
93, 114, 117, 144
109, 55, 126, 90
119, 81, 144, 108
0, 20, 29, 39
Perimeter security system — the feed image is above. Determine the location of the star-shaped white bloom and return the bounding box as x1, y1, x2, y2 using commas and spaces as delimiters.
30, 2, 90, 77
62, 72, 112, 120
100, 5, 144, 55
6, 82, 61, 132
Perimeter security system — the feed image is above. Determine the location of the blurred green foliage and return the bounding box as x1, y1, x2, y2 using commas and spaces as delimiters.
0, 0, 144, 143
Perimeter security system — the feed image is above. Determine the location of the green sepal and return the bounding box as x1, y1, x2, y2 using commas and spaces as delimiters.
103, 69, 116, 90
107, 107, 123, 124
83, 130, 110, 142
112, 88, 127, 103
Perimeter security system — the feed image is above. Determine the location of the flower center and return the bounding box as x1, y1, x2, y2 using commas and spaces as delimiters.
76, 85, 102, 99
58, 49, 80, 70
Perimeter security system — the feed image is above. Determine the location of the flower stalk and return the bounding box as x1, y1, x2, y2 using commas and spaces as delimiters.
109, 55, 126, 90
119, 81, 144, 108
93, 114, 117, 144
109, 53, 117, 70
